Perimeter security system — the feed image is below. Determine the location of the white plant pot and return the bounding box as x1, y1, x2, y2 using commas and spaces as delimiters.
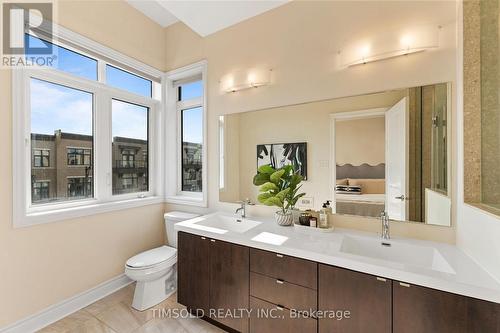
275, 210, 293, 226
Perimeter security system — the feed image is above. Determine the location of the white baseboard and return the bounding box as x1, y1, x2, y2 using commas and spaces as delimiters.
0, 274, 133, 333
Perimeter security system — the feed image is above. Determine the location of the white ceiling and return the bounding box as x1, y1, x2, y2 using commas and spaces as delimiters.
126, 0, 289, 36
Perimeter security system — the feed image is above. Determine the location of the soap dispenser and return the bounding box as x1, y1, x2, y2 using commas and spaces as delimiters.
325, 200, 333, 214
319, 203, 329, 228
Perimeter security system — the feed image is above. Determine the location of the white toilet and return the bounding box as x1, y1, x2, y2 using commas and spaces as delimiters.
125, 211, 199, 311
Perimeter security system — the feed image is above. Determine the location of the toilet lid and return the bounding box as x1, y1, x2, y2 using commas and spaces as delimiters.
126, 246, 177, 268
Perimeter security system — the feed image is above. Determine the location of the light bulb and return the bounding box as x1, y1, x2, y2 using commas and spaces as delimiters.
400, 35, 413, 52
359, 45, 371, 64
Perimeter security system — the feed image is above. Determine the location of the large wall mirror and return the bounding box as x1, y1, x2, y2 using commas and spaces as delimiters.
219, 83, 452, 226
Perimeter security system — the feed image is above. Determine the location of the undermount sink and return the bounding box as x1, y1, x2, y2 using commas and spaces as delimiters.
185, 214, 262, 234
340, 236, 456, 274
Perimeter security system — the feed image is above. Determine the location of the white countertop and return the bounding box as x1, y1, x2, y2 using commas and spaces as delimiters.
175, 212, 500, 304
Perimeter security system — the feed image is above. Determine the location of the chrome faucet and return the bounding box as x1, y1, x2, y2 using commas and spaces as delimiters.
380, 211, 390, 240
235, 199, 254, 219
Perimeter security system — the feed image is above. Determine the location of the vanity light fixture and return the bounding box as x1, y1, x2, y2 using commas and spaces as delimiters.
339, 25, 440, 67
220, 68, 271, 93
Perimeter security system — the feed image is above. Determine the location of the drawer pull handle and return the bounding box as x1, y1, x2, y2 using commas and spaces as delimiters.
210, 239, 216, 243
399, 282, 411, 288
276, 279, 284, 285
201, 237, 206, 240
276, 253, 284, 258
276, 305, 284, 311
376, 277, 387, 282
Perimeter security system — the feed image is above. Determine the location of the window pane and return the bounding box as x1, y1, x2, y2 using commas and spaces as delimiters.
178, 80, 203, 101
67, 148, 92, 166
30, 78, 94, 204
25, 34, 97, 80
181, 107, 203, 192
67, 177, 92, 199
112, 99, 149, 195
106, 65, 152, 97
33, 148, 50, 168
32, 181, 50, 202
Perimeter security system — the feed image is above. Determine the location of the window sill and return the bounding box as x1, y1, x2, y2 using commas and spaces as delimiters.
165, 195, 207, 207
464, 202, 500, 220
15, 196, 164, 228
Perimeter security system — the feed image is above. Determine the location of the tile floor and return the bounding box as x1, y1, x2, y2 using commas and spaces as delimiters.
37, 284, 226, 333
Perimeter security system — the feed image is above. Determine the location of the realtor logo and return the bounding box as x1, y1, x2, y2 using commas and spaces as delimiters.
2, 2, 54, 68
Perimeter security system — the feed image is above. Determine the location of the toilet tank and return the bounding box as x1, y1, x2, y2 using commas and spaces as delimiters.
164, 211, 200, 248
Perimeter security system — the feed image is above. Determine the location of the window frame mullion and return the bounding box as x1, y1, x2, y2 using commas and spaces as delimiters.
95, 91, 112, 202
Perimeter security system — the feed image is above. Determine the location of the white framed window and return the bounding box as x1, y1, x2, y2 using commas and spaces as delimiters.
13, 21, 164, 227
164, 61, 208, 207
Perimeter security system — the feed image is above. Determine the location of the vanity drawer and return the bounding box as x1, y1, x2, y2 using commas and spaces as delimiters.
249, 297, 317, 333
250, 248, 317, 289
250, 272, 317, 314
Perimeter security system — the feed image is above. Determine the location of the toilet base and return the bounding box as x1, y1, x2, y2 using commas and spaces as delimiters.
131, 269, 177, 311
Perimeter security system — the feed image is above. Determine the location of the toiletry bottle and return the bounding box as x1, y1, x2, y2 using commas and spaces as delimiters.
309, 217, 317, 228
319, 203, 329, 228
305, 209, 319, 221
325, 200, 333, 214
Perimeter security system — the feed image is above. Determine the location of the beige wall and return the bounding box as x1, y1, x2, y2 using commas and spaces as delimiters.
0, 0, 167, 327
336, 117, 385, 166
164, 1, 456, 114
165, 1, 457, 243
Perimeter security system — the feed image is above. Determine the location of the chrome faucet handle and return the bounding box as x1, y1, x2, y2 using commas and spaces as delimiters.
235, 199, 253, 219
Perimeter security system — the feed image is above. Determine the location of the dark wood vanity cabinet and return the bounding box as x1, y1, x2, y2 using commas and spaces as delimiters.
465, 296, 500, 333
250, 272, 317, 313
393, 281, 500, 333
178, 231, 500, 333
318, 264, 392, 333
249, 249, 318, 333
177, 231, 210, 314
177, 232, 249, 333
209, 239, 249, 333
250, 248, 317, 289
249, 297, 317, 333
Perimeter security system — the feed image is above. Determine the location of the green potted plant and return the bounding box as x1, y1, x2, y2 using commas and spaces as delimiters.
253, 164, 306, 226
